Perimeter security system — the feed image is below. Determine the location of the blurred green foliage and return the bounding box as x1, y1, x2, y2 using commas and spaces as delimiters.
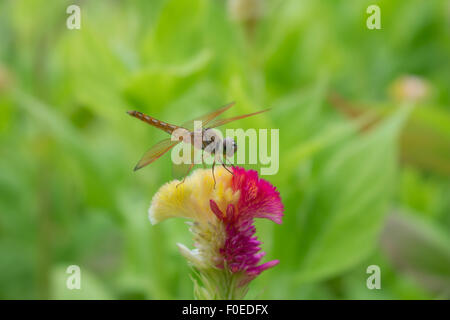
0, 0, 449, 299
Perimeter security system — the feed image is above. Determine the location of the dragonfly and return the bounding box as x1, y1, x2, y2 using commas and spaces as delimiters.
127, 102, 269, 185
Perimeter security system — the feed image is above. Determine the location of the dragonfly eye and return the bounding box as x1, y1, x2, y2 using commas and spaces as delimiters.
223, 137, 237, 157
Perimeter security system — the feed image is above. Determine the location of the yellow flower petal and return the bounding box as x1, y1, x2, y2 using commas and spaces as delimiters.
148, 167, 238, 225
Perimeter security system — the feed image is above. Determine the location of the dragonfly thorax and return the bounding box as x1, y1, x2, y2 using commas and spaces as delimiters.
223, 137, 237, 157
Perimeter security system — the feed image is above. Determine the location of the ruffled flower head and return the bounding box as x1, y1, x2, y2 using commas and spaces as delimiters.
149, 166, 284, 299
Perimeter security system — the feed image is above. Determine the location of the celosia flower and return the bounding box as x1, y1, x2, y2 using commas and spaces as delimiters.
149, 166, 284, 299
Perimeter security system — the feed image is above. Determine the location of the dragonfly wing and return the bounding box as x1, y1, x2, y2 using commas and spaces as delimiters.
171, 141, 206, 179
182, 101, 235, 131
207, 108, 270, 129
134, 138, 180, 171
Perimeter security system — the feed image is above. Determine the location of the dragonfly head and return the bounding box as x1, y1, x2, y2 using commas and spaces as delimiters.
223, 137, 237, 157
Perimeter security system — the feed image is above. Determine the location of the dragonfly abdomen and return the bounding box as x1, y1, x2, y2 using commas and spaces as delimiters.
127, 110, 179, 134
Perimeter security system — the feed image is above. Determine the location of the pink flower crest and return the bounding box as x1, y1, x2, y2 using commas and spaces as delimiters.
209, 167, 284, 285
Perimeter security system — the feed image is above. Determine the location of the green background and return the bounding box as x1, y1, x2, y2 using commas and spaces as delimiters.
0, 0, 449, 299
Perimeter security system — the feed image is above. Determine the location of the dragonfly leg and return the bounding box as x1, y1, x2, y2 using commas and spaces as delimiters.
202, 149, 206, 169
221, 162, 233, 175
176, 163, 195, 188
219, 155, 234, 175
227, 158, 234, 168
211, 160, 216, 189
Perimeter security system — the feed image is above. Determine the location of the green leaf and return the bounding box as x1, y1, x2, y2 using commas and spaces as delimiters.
380, 211, 450, 297
295, 106, 411, 283
123, 49, 212, 109
141, 0, 207, 63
